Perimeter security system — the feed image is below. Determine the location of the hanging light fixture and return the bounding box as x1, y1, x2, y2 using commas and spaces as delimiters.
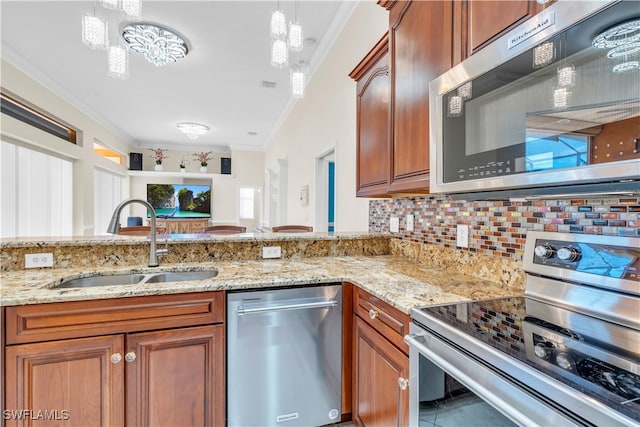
123, 23, 189, 67
288, 23, 303, 52
290, 63, 305, 98
271, 38, 288, 68
82, 12, 108, 50
177, 123, 209, 140
101, 0, 120, 10
288, 1, 303, 52
121, 0, 142, 20
533, 41, 555, 68
270, 9, 287, 39
107, 43, 129, 79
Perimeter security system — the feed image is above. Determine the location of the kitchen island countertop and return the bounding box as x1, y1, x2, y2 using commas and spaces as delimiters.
0, 255, 522, 312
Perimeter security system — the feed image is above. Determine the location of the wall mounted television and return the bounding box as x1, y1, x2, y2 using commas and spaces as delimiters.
146, 184, 211, 218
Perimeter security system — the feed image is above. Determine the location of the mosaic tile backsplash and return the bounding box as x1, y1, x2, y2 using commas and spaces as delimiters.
369, 195, 640, 261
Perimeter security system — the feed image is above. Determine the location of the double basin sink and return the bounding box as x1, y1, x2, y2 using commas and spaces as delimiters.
54, 269, 219, 289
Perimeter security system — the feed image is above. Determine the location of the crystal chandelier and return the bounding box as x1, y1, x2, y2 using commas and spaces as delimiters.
269, 1, 306, 97
107, 42, 129, 79
82, 13, 108, 50
290, 63, 305, 98
270, 9, 287, 39
100, 0, 141, 19
271, 39, 289, 68
177, 123, 210, 140
123, 23, 189, 67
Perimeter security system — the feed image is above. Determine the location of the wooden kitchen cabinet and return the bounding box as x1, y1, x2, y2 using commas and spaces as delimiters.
5, 335, 125, 427
154, 218, 208, 234
126, 325, 224, 427
4, 292, 224, 427
352, 288, 410, 427
465, 0, 544, 56
387, 0, 453, 193
350, 33, 391, 197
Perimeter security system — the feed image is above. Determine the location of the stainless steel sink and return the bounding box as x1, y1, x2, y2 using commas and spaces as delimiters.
54, 269, 218, 289
142, 270, 219, 283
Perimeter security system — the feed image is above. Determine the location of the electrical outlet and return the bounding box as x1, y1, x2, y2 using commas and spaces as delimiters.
406, 214, 414, 232
456, 224, 469, 248
25, 253, 54, 268
262, 246, 282, 259
390, 217, 400, 233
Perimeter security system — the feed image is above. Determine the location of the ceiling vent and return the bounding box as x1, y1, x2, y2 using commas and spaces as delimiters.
260, 80, 277, 89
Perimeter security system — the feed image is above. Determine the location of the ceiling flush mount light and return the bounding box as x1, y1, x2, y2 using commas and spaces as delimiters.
177, 123, 209, 140
613, 61, 640, 73
123, 23, 188, 67
592, 19, 640, 49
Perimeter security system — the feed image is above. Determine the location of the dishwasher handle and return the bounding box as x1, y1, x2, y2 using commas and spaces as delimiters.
237, 299, 338, 316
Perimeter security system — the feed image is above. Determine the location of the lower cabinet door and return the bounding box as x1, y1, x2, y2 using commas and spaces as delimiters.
5, 334, 125, 427
353, 317, 409, 427
125, 325, 224, 427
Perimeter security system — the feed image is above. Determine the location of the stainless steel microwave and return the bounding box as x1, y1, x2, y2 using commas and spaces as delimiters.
429, 0, 640, 198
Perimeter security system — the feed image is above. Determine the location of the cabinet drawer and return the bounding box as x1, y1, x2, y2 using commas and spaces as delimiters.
354, 288, 409, 354
5, 292, 224, 345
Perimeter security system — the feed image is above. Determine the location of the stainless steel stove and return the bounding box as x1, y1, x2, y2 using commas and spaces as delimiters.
406, 231, 639, 426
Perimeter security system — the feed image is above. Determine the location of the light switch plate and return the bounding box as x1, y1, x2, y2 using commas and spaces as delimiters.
406, 214, 414, 232
262, 246, 282, 259
390, 217, 400, 233
456, 225, 469, 248
25, 253, 54, 268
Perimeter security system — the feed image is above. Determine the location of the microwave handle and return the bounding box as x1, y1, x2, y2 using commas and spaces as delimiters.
524, 190, 638, 201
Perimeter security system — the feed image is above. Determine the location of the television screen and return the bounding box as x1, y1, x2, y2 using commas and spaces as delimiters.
146, 184, 211, 218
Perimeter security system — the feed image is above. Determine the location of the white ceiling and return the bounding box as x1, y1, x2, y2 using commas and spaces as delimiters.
1, 1, 356, 152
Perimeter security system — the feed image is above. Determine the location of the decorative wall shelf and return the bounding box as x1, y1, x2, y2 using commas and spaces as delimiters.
127, 170, 234, 179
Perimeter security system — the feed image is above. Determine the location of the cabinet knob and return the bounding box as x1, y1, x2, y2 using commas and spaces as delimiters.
398, 377, 409, 390
368, 309, 379, 320
110, 353, 122, 364
125, 351, 137, 363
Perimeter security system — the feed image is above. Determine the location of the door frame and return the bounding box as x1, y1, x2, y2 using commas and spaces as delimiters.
315, 146, 336, 233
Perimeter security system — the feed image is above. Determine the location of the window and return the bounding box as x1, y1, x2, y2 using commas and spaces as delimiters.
94, 168, 124, 235
239, 187, 255, 220
1, 92, 77, 144
93, 140, 125, 165
0, 140, 73, 238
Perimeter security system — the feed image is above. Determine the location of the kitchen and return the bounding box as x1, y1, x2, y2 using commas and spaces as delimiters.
1, 1, 639, 426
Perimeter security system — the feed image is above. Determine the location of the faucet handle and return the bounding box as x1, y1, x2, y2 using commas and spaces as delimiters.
156, 248, 168, 257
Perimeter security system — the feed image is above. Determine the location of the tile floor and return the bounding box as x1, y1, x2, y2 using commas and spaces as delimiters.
419, 392, 517, 427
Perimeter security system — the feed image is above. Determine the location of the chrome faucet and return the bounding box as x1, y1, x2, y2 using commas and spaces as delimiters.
107, 198, 167, 267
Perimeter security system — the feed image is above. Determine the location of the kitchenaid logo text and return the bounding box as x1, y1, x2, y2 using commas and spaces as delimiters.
3, 409, 70, 421
508, 11, 555, 49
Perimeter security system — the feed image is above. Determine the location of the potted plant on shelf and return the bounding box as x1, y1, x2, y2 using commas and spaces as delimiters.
150, 148, 168, 171
179, 155, 189, 173
194, 151, 213, 173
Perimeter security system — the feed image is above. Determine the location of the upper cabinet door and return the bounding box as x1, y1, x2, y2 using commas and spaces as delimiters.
467, 0, 544, 55
389, 0, 453, 193
350, 34, 391, 197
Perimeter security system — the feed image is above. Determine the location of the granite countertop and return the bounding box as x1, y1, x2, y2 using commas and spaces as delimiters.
0, 231, 384, 248
0, 255, 523, 312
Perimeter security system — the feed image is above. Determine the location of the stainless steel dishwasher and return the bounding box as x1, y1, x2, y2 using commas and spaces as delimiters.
227, 283, 342, 427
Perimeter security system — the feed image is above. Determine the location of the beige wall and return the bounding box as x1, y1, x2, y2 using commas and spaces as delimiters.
265, 1, 388, 232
